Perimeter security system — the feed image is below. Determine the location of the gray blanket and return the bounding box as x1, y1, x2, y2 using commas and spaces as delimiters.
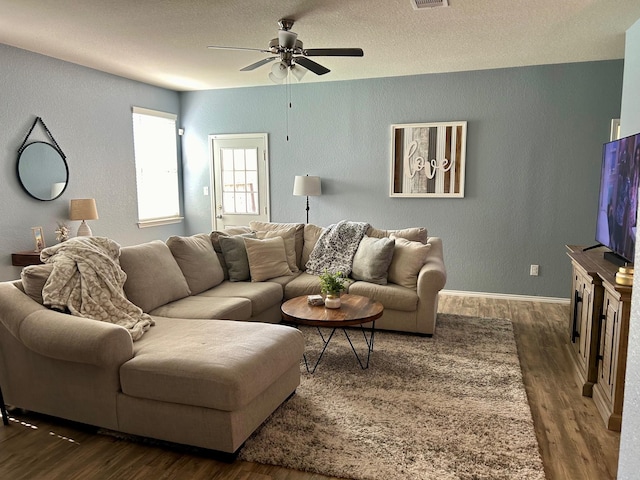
305, 220, 370, 276
41, 236, 154, 341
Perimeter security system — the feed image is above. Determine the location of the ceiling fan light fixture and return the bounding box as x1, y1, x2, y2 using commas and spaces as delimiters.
271, 61, 288, 77
290, 64, 307, 81
269, 61, 288, 83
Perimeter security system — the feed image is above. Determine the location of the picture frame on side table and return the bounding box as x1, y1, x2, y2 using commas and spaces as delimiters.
390, 121, 467, 198
31, 226, 45, 252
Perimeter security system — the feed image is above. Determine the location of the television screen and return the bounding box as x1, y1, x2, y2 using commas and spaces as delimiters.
595, 132, 640, 264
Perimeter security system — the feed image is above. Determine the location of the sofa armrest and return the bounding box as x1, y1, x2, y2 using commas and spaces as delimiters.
19, 309, 134, 368
417, 236, 447, 292
413, 237, 446, 335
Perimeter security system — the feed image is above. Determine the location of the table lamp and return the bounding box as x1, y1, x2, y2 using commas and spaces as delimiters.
69, 198, 99, 236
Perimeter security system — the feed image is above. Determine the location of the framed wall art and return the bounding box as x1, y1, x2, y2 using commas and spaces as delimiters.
390, 121, 467, 198
31, 226, 45, 252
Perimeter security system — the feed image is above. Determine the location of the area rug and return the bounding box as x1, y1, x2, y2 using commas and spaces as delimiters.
238, 314, 546, 480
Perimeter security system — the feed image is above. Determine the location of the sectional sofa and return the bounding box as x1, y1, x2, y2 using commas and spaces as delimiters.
0, 220, 445, 455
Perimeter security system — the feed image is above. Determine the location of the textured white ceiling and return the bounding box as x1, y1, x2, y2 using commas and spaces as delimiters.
1, 0, 639, 91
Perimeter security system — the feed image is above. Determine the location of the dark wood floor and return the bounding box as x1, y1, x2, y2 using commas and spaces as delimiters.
0, 295, 620, 479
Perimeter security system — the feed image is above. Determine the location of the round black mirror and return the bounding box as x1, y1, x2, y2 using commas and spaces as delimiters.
17, 141, 69, 201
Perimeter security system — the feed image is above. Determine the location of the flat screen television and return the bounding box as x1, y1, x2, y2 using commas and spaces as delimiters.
595, 131, 640, 265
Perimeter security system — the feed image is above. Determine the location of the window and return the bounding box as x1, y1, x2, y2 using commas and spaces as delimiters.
132, 107, 181, 226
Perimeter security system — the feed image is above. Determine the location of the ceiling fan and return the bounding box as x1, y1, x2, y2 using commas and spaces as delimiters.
208, 18, 364, 82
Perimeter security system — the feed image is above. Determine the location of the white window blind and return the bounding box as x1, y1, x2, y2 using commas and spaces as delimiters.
132, 107, 181, 226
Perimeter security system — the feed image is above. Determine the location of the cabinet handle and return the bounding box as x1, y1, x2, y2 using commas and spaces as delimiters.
596, 313, 606, 363
571, 291, 582, 342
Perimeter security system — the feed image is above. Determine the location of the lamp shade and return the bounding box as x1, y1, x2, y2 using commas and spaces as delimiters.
293, 176, 321, 196
69, 198, 99, 221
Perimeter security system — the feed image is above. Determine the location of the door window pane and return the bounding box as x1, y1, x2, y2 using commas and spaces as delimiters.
221, 147, 259, 214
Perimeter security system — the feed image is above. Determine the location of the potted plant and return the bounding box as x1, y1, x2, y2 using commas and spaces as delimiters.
319, 270, 346, 309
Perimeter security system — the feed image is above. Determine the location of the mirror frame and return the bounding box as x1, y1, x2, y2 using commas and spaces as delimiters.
17, 117, 70, 202
17, 141, 69, 202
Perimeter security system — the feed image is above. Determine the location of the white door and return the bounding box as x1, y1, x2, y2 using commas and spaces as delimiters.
210, 133, 270, 230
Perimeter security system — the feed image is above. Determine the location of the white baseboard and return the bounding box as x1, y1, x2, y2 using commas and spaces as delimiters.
440, 289, 570, 305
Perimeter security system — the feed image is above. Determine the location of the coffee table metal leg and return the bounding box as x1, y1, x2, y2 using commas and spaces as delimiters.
304, 327, 338, 374
343, 321, 375, 369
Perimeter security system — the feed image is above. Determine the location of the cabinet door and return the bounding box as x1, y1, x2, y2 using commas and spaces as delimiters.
597, 292, 619, 403
577, 282, 594, 367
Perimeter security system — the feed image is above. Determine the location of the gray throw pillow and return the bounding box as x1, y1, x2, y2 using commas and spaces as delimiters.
351, 236, 395, 285
219, 233, 256, 282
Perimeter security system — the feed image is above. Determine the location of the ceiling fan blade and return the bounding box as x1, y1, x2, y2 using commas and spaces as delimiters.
208, 45, 270, 53
303, 48, 364, 57
294, 57, 330, 75
240, 57, 278, 71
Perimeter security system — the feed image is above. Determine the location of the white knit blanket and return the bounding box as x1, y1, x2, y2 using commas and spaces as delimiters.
41, 237, 154, 341
305, 220, 370, 276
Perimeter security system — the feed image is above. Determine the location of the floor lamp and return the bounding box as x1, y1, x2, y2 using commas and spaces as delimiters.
293, 175, 321, 223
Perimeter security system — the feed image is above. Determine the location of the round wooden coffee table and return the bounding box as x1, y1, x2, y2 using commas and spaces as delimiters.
281, 294, 383, 373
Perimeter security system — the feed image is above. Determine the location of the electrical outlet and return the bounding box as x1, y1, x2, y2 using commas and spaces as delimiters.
203, 186, 209, 196
530, 264, 539, 276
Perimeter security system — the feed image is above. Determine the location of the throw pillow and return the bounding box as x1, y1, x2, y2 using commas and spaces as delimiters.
210, 231, 256, 279
387, 237, 432, 289
21, 263, 54, 304
166, 233, 224, 295
255, 226, 299, 273
250, 221, 305, 269
351, 236, 395, 285
244, 236, 293, 282
120, 240, 191, 313
302, 223, 326, 268
367, 226, 428, 244
218, 234, 256, 282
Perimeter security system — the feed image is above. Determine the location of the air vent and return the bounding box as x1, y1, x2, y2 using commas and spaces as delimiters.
411, 0, 449, 9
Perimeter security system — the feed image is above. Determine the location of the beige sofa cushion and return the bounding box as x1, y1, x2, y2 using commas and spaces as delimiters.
245, 236, 293, 282
302, 224, 326, 268
387, 237, 431, 289
348, 282, 419, 312
351, 236, 395, 285
20, 264, 54, 305
166, 234, 224, 295
250, 221, 305, 270
120, 240, 191, 313
283, 272, 355, 300
367, 226, 428, 244
149, 295, 252, 320
255, 227, 299, 273
198, 281, 283, 316
120, 317, 304, 411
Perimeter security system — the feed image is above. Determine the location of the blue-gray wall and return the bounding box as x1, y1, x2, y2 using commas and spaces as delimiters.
0, 44, 182, 282
0, 42, 626, 299
180, 61, 624, 298
618, 17, 640, 480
